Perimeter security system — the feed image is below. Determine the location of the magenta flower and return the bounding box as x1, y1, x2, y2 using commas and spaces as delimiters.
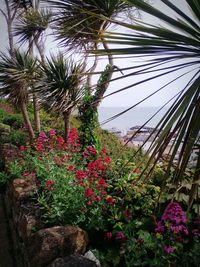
115, 231, 126, 241
164, 246, 176, 254
48, 129, 56, 136
39, 131, 49, 142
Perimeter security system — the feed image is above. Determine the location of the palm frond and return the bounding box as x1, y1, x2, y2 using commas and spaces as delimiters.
38, 54, 85, 113
14, 9, 52, 45
43, 0, 134, 51
0, 50, 39, 105
90, 0, 200, 182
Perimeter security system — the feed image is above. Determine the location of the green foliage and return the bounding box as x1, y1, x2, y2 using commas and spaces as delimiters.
78, 88, 99, 150
0, 108, 8, 120
2, 114, 24, 129
0, 129, 28, 146
0, 172, 11, 191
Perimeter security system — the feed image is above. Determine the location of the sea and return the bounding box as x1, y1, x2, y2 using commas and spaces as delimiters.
98, 106, 169, 134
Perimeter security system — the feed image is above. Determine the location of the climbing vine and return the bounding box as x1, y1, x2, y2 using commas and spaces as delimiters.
78, 65, 114, 151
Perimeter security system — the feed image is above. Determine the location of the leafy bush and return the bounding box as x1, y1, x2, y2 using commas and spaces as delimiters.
0, 172, 11, 191
2, 114, 24, 129
0, 129, 28, 146
0, 108, 8, 120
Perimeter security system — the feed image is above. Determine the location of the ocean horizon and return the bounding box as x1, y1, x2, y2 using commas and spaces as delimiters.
98, 106, 169, 133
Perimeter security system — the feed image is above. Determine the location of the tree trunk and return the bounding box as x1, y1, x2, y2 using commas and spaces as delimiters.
3, 0, 15, 57
33, 92, 41, 132
29, 37, 41, 132
21, 102, 35, 144
93, 41, 114, 109
63, 109, 72, 141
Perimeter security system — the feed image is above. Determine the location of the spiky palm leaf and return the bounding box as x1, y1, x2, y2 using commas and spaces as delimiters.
44, 0, 133, 51
14, 9, 52, 45
92, 0, 200, 186
0, 50, 39, 141
0, 50, 38, 105
38, 54, 84, 139
39, 55, 84, 113
10, 0, 33, 10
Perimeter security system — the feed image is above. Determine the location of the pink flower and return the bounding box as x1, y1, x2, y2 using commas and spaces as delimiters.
39, 131, 49, 142
115, 231, 126, 241
48, 129, 56, 136
163, 246, 176, 254
87, 201, 92, 206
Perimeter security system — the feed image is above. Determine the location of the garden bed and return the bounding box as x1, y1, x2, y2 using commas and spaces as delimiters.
0, 128, 200, 267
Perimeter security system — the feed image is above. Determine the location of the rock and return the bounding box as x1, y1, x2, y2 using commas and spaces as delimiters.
10, 174, 38, 202
28, 225, 88, 267
84, 250, 101, 267
0, 123, 10, 134
48, 254, 98, 267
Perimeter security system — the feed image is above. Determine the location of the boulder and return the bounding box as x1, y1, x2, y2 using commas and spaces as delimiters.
28, 225, 88, 267
48, 254, 98, 267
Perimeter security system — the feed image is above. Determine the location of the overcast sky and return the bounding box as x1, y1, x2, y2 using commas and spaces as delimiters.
0, 0, 194, 108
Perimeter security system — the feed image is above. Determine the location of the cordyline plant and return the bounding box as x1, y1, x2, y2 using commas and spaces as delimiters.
0, 50, 40, 143
42, 0, 139, 150
37, 55, 85, 141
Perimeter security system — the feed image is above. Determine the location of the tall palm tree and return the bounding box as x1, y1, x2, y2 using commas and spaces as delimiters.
91, 0, 200, 205
13, 3, 52, 132
0, 50, 39, 143
38, 55, 84, 140
45, 0, 135, 104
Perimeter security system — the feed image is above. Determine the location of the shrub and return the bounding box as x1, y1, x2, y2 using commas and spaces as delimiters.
2, 114, 24, 129
0, 129, 28, 146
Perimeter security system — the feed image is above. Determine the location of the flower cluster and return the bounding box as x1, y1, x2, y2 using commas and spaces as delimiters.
155, 202, 188, 254
18, 128, 113, 229
74, 146, 111, 207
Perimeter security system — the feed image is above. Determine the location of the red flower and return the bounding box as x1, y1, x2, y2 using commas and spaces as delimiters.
67, 165, 75, 172
87, 146, 97, 155
56, 136, 64, 145
100, 147, 107, 155
85, 187, 94, 198
46, 180, 55, 190
87, 201, 92, 206
96, 196, 101, 202
19, 145, 26, 152
105, 232, 112, 240
76, 170, 87, 180
36, 141, 45, 152
106, 196, 115, 204
67, 128, 79, 145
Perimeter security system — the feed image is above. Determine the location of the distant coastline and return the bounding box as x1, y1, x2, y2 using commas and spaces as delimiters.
98, 106, 169, 133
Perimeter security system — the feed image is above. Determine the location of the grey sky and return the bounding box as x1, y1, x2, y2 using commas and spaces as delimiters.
0, 0, 194, 107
